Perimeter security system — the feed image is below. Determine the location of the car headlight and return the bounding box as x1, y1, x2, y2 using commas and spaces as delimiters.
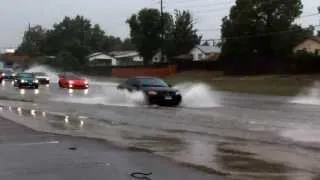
84, 80, 88, 84
12, 73, 16, 76
147, 91, 157, 95
33, 79, 39, 83
46, 77, 50, 80
175, 91, 181, 95
69, 80, 74, 84
21, 80, 25, 83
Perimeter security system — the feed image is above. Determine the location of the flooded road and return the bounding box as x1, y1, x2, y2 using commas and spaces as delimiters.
1, 73, 320, 179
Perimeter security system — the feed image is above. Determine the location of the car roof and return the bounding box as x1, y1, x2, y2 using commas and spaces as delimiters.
133, 76, 159, 80
33, 72, 47, 74
18, 72, 34, 76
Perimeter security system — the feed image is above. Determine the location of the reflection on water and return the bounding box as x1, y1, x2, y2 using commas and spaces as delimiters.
34, 89, 39, 95
20, 89, 25, 95
42, 111, 46, 117
84, 89, 88, 95
30, 109, 36, 118
17, 107, 22, 116
1, 104, 319, 179
64, 116, 69, 123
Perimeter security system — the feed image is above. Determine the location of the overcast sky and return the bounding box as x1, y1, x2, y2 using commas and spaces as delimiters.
0, 0, 318, 48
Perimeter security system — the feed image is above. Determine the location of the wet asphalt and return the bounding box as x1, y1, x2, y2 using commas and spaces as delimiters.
0, 109, 220, 180
1, 80, 320, 179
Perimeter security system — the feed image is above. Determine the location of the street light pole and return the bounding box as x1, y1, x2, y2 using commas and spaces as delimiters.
160, 0, 164, 62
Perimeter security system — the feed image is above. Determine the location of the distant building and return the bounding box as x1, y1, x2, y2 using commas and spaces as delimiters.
0, 52, 29, 69
293, 36, 320, 54
107, 50, 166, 66
189, 45, 221, 61
108, 51, 143, 66
152, 51, 167, 63
87, 52, 117, 67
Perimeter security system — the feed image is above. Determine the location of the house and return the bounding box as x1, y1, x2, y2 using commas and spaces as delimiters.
293, 36, 320, 54
189, 45, 221, 61
152, 51, 167, 63
108, 50, 166, 66
108, 51, 143, 66
87, 52, 117, 67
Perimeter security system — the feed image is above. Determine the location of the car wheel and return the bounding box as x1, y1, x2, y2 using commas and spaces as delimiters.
171, 100, 181, 107
35, 85, 39, 89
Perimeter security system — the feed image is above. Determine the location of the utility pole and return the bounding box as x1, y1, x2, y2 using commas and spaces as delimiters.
160, 0, 164, 62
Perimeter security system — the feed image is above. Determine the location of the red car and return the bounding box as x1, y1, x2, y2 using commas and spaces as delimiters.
58, 73, 88, 89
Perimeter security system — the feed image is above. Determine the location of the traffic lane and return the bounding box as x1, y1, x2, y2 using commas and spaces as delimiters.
2, 99, 320, 179
0, 78, 296, 111
4, 97, 320, 145
0, 115, 221, 180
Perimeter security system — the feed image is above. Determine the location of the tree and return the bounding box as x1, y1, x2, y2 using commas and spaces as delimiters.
104, 36, 123, 51
42, 15, 111, 69
202, 41, 210, 46
220, 0, 304, 73
170, 10, 201, 56
16, 25, 47, 56
43, 16, 93, 61
127, 8, 173, 64
90, 24, 107, 52
121, 38, 136, 50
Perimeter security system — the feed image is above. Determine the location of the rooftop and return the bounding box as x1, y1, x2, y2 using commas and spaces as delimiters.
195, 45, 221, 53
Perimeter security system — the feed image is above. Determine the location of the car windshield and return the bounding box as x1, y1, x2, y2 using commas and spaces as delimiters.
66, 75, 81, 80
18, 73, 34, 78
139, 78, 168, 87
4, 70, 13, 74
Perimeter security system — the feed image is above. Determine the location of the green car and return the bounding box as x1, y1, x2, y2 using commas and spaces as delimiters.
14, 72, 39, 89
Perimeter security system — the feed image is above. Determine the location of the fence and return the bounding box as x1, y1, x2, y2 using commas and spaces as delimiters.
111, 63, 176, 77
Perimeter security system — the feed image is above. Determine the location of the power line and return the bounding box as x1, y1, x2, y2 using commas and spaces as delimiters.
165, 1, 233, 9
197, 13, 320, 32
201, 24, 320, 41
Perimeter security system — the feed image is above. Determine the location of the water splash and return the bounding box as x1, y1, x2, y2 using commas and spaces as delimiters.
52, 86, 146, 107
174, 83, 220, 108
281, 124, 320, 143
26, 65, 220, 108
25, 65, 60, 82
291, 81, 320, 105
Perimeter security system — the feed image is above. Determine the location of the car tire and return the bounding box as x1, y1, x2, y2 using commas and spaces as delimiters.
34, 85, 39, 89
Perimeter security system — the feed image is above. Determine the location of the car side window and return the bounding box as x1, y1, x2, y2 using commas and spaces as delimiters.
132, 80, 140, 88
125, 79, 140, 88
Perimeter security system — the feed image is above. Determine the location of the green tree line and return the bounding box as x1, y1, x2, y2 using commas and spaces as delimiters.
16, 15, 135, 70
17, 10, 201, 69
16, 1, 319, 74
220, 0, 318, 74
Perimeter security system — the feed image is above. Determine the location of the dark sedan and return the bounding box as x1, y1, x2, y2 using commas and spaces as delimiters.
14, 72, 39, 89
2, 69, 16, 81
117, 76, 182, 106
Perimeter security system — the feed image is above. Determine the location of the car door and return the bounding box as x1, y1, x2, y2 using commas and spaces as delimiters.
130, 79, 141, 91
118, 78, 139, 91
